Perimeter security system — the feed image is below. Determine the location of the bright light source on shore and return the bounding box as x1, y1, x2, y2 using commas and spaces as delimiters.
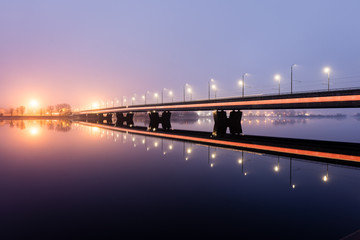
238, 80, 243, 86
323, 67, 330, 73
92, 102, 99, 109
29, 100, 38, 108
211, 84, 216, 90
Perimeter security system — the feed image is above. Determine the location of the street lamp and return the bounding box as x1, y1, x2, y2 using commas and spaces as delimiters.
275, 74, 281, 95
122, 96, 127, 106
154, 93, 159, 103
131, 97, 135, 105
211, 84, 217, 99
208, 78, 214, 100
324, 67, 330, 91
184, 84, 191, 101
291, 64, 296, 94
187, 87, 192, 101
142, 95, 146, 104
239, 73, 247, 97
169, 90, 174, 102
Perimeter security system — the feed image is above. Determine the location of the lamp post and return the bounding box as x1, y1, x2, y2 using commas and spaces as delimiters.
322, 164, 329, 182
162, 88, 164, 104
208, 78, 214, 100
324, 67, 330, 91
275, 74, 281, 95
142, 95, 146, 104
291, 64, 296, 94
184, 84, 191, 101
239, 73, 247, 97
131, 97, 135, 105
169, 90, 174, 102
154, 93, 159, 103
187, 87, 192, 101
211, 84, 217, 99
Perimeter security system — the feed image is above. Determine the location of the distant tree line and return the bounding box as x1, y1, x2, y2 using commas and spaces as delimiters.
0, 103, 72, 116
46, 103, 72, 116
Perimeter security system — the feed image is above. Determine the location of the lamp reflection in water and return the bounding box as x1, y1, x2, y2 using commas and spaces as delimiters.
183, 142, 192, 161
207, 146, 217, 167
274, 156, 280, 172
290, 158, 295, 189
238, 151, 247, 176
323, 164, 329, 182
29, 127, 39, 136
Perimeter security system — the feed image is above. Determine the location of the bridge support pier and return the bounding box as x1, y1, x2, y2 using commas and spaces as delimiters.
148, 111, 172, 131
212, 110, 242, 137
115, 112, 134, 127
85, 113, 98, 123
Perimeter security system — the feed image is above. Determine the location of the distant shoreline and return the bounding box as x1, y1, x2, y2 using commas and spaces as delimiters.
0, 116, 73, 120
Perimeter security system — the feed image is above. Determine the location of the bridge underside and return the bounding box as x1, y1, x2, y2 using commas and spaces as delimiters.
80, 109, 244, 137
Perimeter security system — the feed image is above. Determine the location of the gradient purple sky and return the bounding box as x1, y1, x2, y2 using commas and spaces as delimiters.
1, 0, 360, 109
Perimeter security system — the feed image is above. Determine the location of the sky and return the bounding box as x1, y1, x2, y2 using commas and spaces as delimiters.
1, 0, 360, 109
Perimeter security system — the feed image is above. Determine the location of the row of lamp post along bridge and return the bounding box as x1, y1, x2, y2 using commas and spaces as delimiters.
91, 66, 332, 109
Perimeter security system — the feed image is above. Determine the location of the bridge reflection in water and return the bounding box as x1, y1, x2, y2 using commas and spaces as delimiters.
76, 120, 360, 188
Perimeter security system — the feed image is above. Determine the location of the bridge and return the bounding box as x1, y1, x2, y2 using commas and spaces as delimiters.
76, 88, 360, 136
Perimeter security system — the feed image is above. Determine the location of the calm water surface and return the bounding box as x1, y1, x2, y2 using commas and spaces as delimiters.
0, 119, 359, 239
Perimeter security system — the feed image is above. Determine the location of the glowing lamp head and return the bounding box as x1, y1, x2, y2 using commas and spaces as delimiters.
169, 91, 173, 96
323, 67, 330, 73
274, 74, 281, 81
154, 93, 158, 98
211, 84, 216, 90
187, 88, 192, 93
92, 102, 99, 109
238, 80, 243, 86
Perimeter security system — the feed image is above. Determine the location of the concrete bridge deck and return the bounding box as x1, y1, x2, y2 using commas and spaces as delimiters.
79, 88, 360, 114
